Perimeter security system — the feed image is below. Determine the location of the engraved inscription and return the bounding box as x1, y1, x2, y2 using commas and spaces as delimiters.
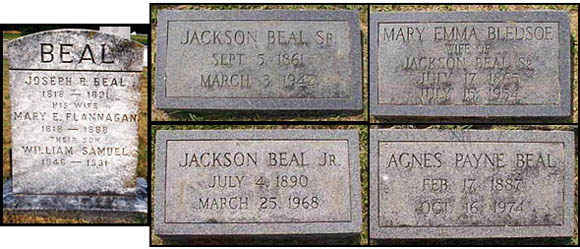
164, 140, 351, 223
378, 142, 564, 227
377, 22, 560, 106
11, 71, 141, 194
165, 21, 352, 98
9, 30, 143, 195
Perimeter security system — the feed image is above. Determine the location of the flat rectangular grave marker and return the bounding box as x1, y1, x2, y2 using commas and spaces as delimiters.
4, 29, 147, 214
370, 11, 571, 118
155, 10, 362, 111
154, 130, 362, 239
369, 129, 575, 239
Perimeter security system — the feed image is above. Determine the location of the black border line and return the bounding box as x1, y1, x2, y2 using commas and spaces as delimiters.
0, 2, 577, 248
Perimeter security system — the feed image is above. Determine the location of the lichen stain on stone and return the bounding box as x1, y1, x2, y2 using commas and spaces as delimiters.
124, 176, 137, 188
88, 31, 96, 39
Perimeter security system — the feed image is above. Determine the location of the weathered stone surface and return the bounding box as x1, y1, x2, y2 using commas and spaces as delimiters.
370, 129, 575, 239
155, 10, 362, 111
3, 178, 147, 213
370, 11, 571, 118
8, 29, 144, 197
100, 26, 131, 39
9, 29, 142, 71
154, 130, 362, 238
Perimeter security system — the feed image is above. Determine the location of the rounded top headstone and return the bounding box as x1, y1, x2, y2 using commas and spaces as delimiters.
8, 29, 144, 71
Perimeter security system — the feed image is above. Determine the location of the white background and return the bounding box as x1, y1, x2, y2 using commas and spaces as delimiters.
1, 0, 576, 248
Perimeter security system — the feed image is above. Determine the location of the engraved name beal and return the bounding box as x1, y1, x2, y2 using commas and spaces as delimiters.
178, 28, 335, 91
378, 23, 559, 105
382, 151, 557, 169
174, 149, 341, 211
378, 141, 563, 227
39, 43, 115, 64
178, 151, 340, 168
180, 29, 334, 46
381, 24, 554, 71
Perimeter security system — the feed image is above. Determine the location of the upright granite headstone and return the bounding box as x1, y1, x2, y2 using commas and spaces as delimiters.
370, 11, 571, 118
154, 130, 362, 243
143, 48, 148, 67
155, 10, 362, 112
370, 129, 575, 239
100, 26, 131, 39
4, 29, 147, 215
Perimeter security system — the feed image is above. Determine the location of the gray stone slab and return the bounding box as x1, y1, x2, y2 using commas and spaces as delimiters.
155, 10, 362, 112
154, 129, 362, 239
370, 11, 571, 118
3, 178, 147, 213
6, 29, 145, 214
369, 129, 575, 239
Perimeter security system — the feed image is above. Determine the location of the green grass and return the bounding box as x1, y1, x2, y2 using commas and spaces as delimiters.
151, 5, 368, 122
150, 125, 369, 245
369, 5, 579, 124
2, 59, 10, 183
131, 34, 148, 45
371, 125, 578, 246
2, 58, 149, 224
2, 32, 21, 40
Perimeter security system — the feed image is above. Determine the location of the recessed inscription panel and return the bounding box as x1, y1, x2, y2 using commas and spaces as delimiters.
10, 71, 141, 195
8, 30, 144, 195
378, 22, 559, 105
369, 129, 575, 239
154, 130, 363, 236
166, 21, 351, 99
378, 142, 563, 227
164, 140, 351, 223
155, 10, 362, 111
369, 12, 571, 117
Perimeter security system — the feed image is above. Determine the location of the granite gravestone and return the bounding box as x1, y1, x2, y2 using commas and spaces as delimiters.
370, 11, 571, 118
369, 129, 575, 239
155, 10, 362, 112
99, 26, 131, 39
154, 130, 362, 242
4, 29, 147, 215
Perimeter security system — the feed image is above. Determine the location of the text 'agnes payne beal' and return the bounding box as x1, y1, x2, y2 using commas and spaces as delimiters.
383, 152, 558, 169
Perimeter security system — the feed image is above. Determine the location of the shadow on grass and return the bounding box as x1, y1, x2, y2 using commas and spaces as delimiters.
159, 234, 361, 246
161, 109, 366, 121
372, 116, 573, 124
3, 210, 147, 224
371, 237, 573, 246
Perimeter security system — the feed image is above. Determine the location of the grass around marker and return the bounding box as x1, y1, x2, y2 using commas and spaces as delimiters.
150, 5, 368, 121
150, 125, 369, 245
369, 4, 578, 123
369, 125, 578, 246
